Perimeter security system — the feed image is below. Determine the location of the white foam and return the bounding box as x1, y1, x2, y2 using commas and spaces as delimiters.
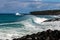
0, 15, 60, 40
16, 12, 21, 16
33, 17, 47, 24
51, 15, 60, 18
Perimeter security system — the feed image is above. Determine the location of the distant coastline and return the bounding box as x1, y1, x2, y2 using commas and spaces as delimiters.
30, 10, 60, 15
0, 10, 60, 15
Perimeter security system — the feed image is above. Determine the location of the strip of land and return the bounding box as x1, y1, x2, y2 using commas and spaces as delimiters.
30, 10, 60, 15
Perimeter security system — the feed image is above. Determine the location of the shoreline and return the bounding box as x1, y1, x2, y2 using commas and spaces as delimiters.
30, 10, 60, 15
13, 29, 60, 40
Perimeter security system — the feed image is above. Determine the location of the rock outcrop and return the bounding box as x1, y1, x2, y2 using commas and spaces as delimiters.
13, 29, 60, 40
44, 18, 60, 22
30, 10, 60, 15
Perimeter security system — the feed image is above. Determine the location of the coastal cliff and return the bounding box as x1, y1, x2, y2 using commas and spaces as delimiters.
30, 10, 60, 15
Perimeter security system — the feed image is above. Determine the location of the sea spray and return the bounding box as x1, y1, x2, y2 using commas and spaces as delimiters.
0, 15, 59, 40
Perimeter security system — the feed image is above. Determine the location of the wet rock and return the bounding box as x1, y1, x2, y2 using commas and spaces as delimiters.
13, 29, 60, 40
44, 18, 60, 22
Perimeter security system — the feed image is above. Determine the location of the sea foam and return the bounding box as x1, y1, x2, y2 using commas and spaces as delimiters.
0, 15, 60, 40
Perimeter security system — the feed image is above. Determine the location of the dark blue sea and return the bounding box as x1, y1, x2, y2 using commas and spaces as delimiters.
0, 14, 60, 40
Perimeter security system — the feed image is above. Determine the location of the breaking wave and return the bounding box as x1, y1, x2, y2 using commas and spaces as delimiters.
0, 15, 60, 40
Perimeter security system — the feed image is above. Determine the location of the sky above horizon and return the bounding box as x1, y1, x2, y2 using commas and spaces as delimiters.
0, 0, 60, 13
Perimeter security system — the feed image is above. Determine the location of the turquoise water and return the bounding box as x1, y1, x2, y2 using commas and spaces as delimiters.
0, 14, 60, 40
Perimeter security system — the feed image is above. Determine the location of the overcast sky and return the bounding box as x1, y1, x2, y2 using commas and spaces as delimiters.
0, 0, 60, 13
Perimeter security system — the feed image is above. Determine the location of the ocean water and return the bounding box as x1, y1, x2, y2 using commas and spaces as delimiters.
0, 14, 60, 40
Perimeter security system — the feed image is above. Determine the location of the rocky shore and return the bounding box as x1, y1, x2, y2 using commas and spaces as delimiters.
44, 18, 60, 22
13, 29, 60, 40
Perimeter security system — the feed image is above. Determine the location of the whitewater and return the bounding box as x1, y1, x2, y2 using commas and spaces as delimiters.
0, 15, 60, 40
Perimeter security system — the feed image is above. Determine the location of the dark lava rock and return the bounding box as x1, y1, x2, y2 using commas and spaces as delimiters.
13, 29, 60, 40
44, 18, 60, 22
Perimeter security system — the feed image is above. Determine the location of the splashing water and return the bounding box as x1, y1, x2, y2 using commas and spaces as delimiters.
0, 15, 60, 40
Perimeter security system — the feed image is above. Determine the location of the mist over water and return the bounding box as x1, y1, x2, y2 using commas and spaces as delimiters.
0, 15, 60, 40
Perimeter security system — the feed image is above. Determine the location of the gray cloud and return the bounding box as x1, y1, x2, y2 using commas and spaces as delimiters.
0, 0, 60, 13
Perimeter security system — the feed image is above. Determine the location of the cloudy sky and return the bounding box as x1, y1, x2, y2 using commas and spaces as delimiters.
0, 0, 60, 13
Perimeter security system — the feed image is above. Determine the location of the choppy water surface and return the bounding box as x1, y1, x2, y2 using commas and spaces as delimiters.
0, 15, 60, 40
